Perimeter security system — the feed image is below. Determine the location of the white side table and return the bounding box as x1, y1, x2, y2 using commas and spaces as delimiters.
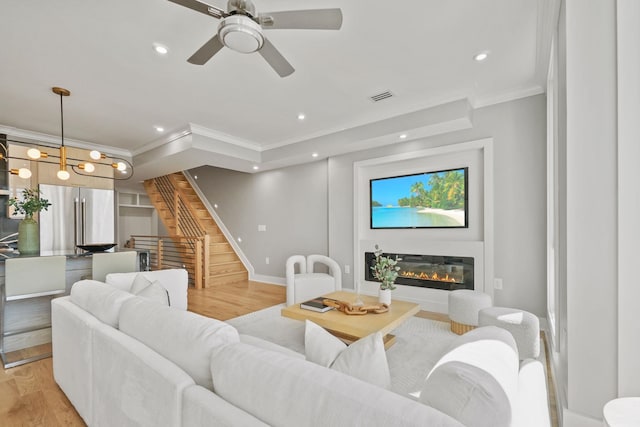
603, 397, 640, 427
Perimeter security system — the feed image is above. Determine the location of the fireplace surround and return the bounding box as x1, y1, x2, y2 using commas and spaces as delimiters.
364, 252, 474, 291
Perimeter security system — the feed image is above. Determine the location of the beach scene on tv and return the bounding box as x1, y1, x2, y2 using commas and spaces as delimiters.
370, 168, 467, 228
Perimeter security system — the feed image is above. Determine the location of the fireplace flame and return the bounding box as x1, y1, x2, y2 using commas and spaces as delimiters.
400, 270, 461, 283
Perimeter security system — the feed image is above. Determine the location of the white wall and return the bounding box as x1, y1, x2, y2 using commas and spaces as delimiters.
553, 1, 640, 424
616, 0, 640, 398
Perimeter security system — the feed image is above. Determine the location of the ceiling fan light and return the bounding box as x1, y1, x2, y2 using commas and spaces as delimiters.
218, 15, 264, 53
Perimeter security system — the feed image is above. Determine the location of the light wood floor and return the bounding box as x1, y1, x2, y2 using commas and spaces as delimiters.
0, 281, 558, 427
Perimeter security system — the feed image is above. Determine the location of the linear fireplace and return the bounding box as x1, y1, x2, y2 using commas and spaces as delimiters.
364, 252, 474, 291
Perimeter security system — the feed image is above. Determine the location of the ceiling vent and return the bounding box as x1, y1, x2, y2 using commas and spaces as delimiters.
369, 90, 394, 102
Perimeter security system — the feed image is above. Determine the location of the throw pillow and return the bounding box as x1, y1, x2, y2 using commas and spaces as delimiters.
130, 272, 152, 294
304, 320, 390, 388
134, 280, 170, 306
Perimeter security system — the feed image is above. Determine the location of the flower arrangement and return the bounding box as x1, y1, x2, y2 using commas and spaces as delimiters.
370, 244, 400, 290
8, 188, 51, 219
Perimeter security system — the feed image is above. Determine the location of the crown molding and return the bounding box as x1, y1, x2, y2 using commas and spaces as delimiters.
472, 85, 545, 109
0, 124, 132, 158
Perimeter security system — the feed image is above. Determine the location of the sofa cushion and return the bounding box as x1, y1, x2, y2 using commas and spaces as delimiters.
105, 269, 188, 310
210, 342, 465, 427
182, 385, 269, 427
304, 320, 390, 388
119, 297, 239, 390
239, 334, 304, 360
419, 326, 519, 427
70, 280, 135, 328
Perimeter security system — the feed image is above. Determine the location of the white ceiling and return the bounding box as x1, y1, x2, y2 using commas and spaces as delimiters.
0, 0, 558, 181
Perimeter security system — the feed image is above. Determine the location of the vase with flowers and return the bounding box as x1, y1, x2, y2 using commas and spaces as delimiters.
8, 188, 52, 255
370, 244, 400, 305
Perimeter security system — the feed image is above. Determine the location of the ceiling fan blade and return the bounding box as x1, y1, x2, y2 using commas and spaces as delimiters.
187, 34, 225, 65
168, 0, 226, 19
259, 8, 343, 30
258, 38, 295, 77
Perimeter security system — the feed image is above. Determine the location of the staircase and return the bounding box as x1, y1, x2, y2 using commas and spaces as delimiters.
141, 172, 248, 288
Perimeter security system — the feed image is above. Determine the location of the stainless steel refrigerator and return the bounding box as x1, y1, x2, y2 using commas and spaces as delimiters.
39, 184, 115, 252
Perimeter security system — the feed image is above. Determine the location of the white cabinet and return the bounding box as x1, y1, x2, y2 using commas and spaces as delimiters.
116, 192, 157, 248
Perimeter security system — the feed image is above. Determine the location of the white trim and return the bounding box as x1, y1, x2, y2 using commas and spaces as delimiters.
0, 125, 132, 158
189, 123, 263, 151
183, 171, 255, 279
472, 85, 545, 109
251, 274, 286, 286
131, 128, 192, 156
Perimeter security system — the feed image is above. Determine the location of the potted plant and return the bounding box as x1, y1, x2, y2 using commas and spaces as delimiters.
8, 188, 51, 254
370, 244, 400, 305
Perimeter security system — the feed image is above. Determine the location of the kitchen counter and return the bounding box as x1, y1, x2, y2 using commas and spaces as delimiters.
0, 247, 142, 260
0, 248, 149, 354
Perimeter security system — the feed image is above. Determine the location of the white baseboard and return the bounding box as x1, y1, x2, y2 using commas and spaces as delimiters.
251, 274, 286, 286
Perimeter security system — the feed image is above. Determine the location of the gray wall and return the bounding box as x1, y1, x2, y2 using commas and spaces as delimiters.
329, 95, 546, 316
191, 94, 547, 316
190, 161, 329, 278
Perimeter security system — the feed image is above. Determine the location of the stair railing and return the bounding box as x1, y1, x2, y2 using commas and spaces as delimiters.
129, 234, 210, 289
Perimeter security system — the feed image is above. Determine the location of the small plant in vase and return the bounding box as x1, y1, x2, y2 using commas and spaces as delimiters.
371, 244, 400, 305
8, 188, 51, 255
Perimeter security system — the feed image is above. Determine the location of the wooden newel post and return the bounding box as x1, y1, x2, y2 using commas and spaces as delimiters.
194, 239, 203, 289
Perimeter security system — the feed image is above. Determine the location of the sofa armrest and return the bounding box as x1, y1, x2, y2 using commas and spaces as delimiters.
52, 297, 100, 426
513, 359, 551, 427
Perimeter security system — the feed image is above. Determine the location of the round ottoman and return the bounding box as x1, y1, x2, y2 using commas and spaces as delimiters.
448, 290, 492, 335
478, 307, 540, 359
603, 397, 640, 427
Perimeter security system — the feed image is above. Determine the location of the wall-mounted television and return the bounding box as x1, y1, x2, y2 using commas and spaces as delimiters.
370, 167, 468, 229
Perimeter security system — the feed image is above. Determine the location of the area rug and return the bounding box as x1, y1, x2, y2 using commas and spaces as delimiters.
227, 304, 457, 399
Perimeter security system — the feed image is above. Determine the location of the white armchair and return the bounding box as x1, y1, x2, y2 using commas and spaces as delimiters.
285, 254, 342, 306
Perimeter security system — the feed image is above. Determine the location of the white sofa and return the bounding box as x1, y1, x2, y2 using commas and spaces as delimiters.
51, 272, 550, 427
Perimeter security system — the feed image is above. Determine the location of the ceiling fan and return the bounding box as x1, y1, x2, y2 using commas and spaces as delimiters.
168, 0, 343, 77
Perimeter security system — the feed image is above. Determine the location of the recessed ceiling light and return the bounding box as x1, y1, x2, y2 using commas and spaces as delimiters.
155, 126, 164, 132
153, 44, 169, 55
253, 165, 259, 170
473, 51, 490, 62
399, 134, 407, 139
214, 203, 218, 208
297, 113, 306, 120
312, 152, 319, 158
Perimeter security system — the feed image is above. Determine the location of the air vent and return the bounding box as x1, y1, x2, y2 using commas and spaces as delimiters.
369, 90, 394, 102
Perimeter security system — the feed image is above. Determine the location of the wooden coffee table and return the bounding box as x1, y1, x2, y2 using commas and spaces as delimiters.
281, 291, 420, 349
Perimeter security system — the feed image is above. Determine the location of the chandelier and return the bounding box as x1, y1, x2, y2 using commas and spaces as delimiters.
0, 87, 133, 181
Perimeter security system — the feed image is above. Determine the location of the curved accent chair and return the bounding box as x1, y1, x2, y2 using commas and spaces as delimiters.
285, 254, 342, 306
